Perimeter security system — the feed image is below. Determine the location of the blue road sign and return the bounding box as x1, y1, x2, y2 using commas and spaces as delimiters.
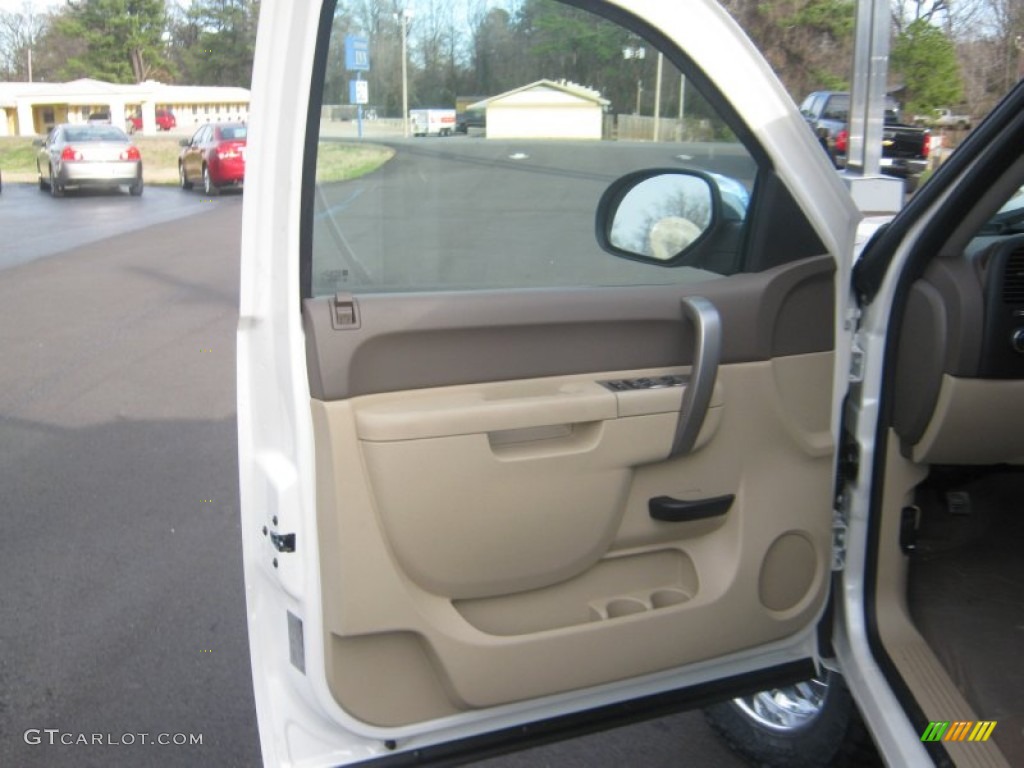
345, 35, 370, 72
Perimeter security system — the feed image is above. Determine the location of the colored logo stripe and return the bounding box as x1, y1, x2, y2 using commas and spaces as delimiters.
969, 722, 997, 742
947, 721, 973, 741
920, 721, 997, 742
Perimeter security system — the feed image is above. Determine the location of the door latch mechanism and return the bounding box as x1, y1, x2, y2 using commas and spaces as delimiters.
270, 531, 296, 553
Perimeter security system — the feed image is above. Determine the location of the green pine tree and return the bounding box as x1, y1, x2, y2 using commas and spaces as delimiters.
892, 18, 964, 115
56, 0, 173, 83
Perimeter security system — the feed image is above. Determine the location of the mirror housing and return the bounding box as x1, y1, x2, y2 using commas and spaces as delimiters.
596, 169, 749, 268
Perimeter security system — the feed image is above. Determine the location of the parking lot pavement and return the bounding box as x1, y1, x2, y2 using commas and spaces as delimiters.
0, 205, 255, 768
0, 182, 236, 272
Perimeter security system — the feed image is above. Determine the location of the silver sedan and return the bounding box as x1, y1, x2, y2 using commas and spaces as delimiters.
36, 123, 144, 197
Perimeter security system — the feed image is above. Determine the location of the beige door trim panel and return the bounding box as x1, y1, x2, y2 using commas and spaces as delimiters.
303, 255, 834, 401
312, 353, 835, 726
352, 374, 723, 443
353, 370, 723, 599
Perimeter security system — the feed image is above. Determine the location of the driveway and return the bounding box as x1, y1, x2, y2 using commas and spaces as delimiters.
0, 182, 235, 271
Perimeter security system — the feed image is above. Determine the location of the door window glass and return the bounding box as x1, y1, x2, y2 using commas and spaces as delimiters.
307, 0, 759, 296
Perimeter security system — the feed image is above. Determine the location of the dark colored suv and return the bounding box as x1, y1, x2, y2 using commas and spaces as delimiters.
455, 108, 486, 133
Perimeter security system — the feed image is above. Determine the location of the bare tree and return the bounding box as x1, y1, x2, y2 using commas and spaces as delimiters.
411, 0, 460, 105
891, 0, 950, 34
719, 1, 856, 98
986, 0, 1024, 87
0, 1, 47, 80
948, 0, 1024, 117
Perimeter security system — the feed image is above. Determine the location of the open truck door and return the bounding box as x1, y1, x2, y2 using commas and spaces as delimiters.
239, 1, 1024, 765
238, 0, 857, 763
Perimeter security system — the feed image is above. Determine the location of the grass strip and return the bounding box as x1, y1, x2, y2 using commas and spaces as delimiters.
0, 137, 393, 185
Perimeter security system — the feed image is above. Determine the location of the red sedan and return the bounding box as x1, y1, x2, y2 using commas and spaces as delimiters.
128, 108, 177, 133
178, 122, 247, 195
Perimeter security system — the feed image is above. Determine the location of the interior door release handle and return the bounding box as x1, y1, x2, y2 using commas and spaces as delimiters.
670, 296, 722, 457
649, 494, 734, 522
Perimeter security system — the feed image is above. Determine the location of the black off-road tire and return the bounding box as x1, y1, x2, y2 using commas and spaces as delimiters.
49, 166, 64, 198
703, 671, 880, 767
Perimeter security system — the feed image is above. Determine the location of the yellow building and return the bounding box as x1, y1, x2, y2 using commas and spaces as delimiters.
0, 78, 250, 137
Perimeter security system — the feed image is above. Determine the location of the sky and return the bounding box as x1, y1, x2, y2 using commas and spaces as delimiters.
0, 1, 197, 14
0, 0, 60, 15
0, 0, 201, 20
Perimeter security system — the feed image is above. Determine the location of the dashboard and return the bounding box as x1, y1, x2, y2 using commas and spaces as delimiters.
893, 203, 1024, 465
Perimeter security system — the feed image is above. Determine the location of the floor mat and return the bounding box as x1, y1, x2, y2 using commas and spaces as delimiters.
908, 470, 1024, 764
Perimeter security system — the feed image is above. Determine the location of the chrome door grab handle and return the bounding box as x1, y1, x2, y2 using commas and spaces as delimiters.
670, 296, 721, 456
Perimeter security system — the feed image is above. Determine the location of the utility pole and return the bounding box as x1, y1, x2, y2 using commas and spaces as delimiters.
27, 0, 35, 82
397, 8, 412, 138
653, 51, 663, 140
1016, 35, 1024, 82
677, 73, 687, 141
622, 46, 645, 117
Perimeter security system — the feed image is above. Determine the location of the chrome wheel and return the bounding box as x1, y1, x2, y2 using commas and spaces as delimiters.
179, 162, 192, 190
203, 165, 217, 195
49, 166, 64, 198
731, 677, 829, 732
705, 671, 877, 766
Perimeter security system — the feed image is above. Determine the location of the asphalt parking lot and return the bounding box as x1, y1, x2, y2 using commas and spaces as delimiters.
0, 181, 235, 272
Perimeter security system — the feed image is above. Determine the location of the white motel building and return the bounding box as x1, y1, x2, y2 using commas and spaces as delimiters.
0, 78, 250, 137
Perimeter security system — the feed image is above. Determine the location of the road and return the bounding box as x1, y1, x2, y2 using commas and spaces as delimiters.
0, 189, 255, 768
0, 182, 222, 271
0, 138, 750, 768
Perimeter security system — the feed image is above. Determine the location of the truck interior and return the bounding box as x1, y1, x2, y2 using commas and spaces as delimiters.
865, 110, 1024, 766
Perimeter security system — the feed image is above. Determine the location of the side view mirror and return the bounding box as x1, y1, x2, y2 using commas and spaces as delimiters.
596, 169, 723, 265
179, 138, 190, 147
32, 138, 44, 147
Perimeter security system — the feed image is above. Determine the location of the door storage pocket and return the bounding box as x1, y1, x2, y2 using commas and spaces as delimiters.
453, 549, 698, 636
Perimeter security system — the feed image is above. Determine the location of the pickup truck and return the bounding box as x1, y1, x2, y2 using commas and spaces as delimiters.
799, 90, 931, 190
914, 107, 972, 130
455, 107, 486, 133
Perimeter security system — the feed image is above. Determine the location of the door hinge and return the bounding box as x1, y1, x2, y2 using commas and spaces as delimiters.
831, 505, 849, 571
843, 306, 862, 332
839, 427, 860, 484
331, 292, 361, 330
848, 334, 866, 383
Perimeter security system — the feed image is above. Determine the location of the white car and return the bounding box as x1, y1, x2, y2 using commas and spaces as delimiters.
36, 123, 144, 197
238, 1, 1024, 766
